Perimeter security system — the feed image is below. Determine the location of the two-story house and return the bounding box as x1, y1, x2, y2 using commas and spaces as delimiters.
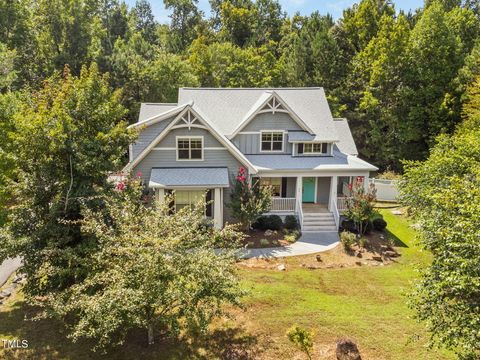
124, 88, 377, 232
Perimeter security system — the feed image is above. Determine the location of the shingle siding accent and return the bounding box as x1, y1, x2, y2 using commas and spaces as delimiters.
132, 116, 176, 159
158, 127, 224, 148
241, 112, 303, 132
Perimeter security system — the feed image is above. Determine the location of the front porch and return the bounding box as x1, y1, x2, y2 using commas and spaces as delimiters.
261, 175, 367, 230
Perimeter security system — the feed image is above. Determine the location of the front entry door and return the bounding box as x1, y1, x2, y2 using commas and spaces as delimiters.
302, 177, 315, 203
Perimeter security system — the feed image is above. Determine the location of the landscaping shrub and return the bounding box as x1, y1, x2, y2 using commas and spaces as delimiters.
359, 237, 369, 249
340, 231, 356, 251
284, 229, 301, 243
253, 215, 283, 230
340, 218, 356, 233
286, 325, 314, 360
372, 217, 387, 231
284, 215, 299, 230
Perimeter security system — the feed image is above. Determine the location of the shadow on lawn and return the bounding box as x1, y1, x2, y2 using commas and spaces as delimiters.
0, 300, 259, 360
385, 229, 408, 248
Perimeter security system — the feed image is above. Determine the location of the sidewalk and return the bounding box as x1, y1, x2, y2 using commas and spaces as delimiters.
239, 232, 339, 259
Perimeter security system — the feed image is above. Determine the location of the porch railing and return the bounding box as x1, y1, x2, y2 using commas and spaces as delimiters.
270, 197, 296, 212
337, 196, 352, 213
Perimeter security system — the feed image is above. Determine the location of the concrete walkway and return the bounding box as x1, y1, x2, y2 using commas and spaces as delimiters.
0, 257, 22, 287
239, 232, 339, 259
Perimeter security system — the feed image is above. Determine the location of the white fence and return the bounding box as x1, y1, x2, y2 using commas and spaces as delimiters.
369, 178, 399, 202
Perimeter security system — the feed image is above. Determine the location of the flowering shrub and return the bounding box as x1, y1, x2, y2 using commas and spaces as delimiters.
229, 168, 272, 231
344, 178, 377, 235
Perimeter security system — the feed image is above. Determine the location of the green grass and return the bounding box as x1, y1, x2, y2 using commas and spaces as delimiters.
236, 210, 452, 359
0, 210, 453, 359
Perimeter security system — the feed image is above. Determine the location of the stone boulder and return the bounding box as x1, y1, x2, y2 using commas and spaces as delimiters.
336, 338, 362, 360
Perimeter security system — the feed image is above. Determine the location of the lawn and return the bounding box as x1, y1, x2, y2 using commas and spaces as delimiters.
0, 210, 454, 359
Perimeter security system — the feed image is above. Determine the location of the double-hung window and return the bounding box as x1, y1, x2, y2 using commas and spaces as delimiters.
177, 137, 203, 160
261, 131, 284, 152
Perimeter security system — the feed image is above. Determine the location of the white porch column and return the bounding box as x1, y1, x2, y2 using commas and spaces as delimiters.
329, 176, 338, 211
155, 188, 165, 204
295, 176, 302, 212
213, 187, 223, 229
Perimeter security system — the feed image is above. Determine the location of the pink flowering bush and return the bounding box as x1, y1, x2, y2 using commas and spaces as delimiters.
229, 168, 272, 231
344, 178, 377, 235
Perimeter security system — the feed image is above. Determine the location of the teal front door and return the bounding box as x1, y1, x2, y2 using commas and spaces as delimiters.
302, 177, 315, 203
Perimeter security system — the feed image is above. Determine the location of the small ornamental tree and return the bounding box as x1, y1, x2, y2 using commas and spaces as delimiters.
43, 174, 245, 351
286, 325, 314, 360
344, 177, 377, 235
229, 167, 272, 231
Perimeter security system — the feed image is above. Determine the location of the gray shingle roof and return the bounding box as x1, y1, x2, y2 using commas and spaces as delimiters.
245, 151, 377, 171
177, 88, 339, 141
149, 167, 230, 188
333, 119, 358, 155
139, 103, 178, 122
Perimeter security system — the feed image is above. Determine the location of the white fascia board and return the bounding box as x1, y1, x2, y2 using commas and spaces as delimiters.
127, 101, 193, 129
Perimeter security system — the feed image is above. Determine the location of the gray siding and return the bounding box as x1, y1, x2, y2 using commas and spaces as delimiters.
316, 177, 331, 204
132, 117, 175, 159
232, 133, 293, 155
133, 149, 242, 184
242, 112, 303, 132
158, 127, 224, 148
286, 177, 296, 197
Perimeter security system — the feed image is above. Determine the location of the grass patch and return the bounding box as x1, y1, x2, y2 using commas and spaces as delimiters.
0, 209, 452, 359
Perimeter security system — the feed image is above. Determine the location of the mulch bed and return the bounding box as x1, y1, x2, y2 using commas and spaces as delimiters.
238, 230, 401, 270
242, 229, 291, 248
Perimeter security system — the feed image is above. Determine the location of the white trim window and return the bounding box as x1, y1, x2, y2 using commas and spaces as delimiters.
259, 177, 282, 196
177, 136, 203, 160
261, 131, 284, 152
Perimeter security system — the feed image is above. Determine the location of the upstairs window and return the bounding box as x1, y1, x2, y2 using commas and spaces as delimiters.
261, 131, 284, 152
177, 137, 203, 160
298, 142, 328, 155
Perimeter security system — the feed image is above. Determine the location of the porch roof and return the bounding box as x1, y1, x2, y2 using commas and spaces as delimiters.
245, 151, 378, 172
149, 167, 230, 188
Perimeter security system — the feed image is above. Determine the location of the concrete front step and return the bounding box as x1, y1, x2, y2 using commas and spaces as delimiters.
303, 218, 336, 224
303, 228, 338, 232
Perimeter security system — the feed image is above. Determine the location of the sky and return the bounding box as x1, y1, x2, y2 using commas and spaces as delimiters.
125, 0, 425, 24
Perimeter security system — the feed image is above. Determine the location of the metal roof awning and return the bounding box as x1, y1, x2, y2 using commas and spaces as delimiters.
148, 167, 230, 188
287, 131, 316, 142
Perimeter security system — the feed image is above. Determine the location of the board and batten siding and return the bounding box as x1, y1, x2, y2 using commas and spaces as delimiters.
131, 116, 176, 159
232, 113, 302, 155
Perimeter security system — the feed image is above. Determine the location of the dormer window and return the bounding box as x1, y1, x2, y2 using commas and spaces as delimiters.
177, 136, 203, 160
298, 142, 329, 155
261, 131, 284, 152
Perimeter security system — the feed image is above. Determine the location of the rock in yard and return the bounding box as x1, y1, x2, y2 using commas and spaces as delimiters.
336, 338, 362, 360
372, 256, 383, 262
384, 250, 400, 258
316, 254, 322, 262
391, 210, 403, 215
355, 251, 362, 258
264, 229, 274, 236
277, 264, 286, 271
355, 261, 362, 266
0, 290, 11, 299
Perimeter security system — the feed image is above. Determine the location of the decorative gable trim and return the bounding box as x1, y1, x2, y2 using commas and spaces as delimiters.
127, 101, 193, 129
228, 92, 314, 139
124, 105, 257, 174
